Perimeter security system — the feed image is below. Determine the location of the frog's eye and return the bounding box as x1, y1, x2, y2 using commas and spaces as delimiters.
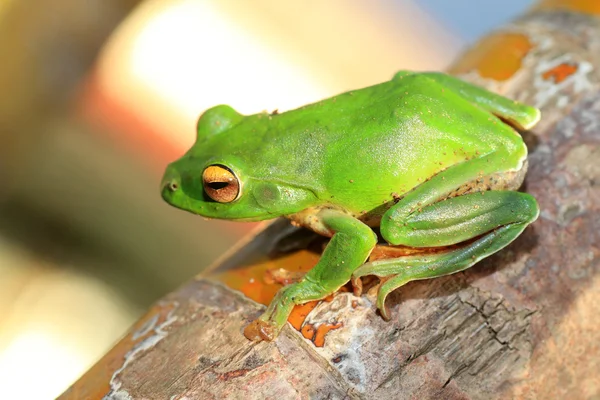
202, 165, 240, 203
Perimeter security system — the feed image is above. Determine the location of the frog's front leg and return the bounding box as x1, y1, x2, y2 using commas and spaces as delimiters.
352, 152, 539, 319
244, 209, 377, 341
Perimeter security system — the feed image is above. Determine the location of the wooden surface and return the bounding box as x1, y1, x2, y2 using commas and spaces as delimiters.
60, 2, 600, 399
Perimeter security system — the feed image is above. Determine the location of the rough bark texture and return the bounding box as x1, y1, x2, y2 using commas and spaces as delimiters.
61, 5, 600, 400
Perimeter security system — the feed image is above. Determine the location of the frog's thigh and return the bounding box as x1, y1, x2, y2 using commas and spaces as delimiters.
381, 190, 538, 247
382, 151, 525, 246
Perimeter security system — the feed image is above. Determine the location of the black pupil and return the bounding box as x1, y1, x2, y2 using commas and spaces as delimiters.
208, 181, 229, 190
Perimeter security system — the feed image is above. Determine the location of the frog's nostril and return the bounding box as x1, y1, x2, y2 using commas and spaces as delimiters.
161, 166, 182, 199
165, 180, 179, 192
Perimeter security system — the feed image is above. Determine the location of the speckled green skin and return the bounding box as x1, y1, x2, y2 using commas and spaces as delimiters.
162, 71, 541, 341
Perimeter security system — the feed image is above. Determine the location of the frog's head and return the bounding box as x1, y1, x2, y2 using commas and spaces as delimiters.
161, 105, 318, 221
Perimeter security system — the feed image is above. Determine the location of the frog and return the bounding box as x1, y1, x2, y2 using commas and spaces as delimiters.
161, 71, 541, 342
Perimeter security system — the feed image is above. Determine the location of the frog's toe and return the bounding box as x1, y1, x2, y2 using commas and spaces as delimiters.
243, 319, 280, 342
351, 275, 364, 297
376, 274, 409, 321
376, 288, 392, 321
352, 262, 378, 296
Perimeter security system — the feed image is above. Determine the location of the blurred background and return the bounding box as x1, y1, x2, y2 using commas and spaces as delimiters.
0, 0, 533, 398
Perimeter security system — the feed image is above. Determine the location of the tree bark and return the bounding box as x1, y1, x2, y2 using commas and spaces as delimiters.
60, 2, 600, 399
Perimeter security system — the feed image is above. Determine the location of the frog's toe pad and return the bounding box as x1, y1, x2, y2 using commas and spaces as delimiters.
243, 319, 279, 342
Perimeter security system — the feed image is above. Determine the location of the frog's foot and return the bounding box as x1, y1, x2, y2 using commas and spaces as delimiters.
353, 222, 532, 321
243, 319, 279, 341
352, 267, 402, 320
243, 278, 341, 342
351, 273, 396, 319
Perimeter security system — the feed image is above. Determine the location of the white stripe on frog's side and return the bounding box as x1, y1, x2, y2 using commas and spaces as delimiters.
286, 203, 388, 236
287, 205, 357, 237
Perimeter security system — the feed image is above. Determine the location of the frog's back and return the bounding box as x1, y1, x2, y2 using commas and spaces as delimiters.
296, 74, 527, 211
210, 74, 527, 215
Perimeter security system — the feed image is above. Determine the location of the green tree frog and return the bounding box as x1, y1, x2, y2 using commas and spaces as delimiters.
161, 71, 540, 342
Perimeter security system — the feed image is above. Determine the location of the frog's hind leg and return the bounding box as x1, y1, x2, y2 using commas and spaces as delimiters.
390, 70, 539, 129
416, 72, 540, 130
353, 190, 538, 320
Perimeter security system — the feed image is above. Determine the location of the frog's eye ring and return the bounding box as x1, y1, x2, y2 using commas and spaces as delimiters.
202, 164, 240, 203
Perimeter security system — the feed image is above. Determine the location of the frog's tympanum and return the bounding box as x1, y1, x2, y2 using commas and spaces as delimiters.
162, 71, 540, 341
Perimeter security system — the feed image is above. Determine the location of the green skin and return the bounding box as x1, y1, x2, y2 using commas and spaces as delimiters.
161, 71, 541, 341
